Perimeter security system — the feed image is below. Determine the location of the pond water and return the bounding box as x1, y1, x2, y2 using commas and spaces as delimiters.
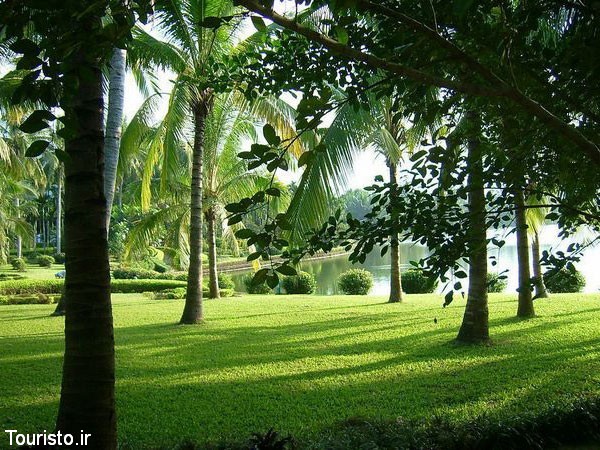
230, 225, 599, 295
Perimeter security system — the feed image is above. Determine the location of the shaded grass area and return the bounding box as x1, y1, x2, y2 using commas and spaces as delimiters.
0, 294, 599, 449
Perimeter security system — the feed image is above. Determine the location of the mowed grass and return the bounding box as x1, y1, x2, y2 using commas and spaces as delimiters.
1, 293, 599, 448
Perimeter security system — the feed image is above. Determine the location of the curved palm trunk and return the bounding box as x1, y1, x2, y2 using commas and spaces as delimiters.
55, 57, 116, 448
457, 113, 489, 343
515, 191, 535, 317
56, 166, 62, 253
206, 206, 220, 299
388, 161, 402, 303
531, 231, 548, 298
103, 48, 126, 230
14, 198, 22, 258
181, 94, 212, 324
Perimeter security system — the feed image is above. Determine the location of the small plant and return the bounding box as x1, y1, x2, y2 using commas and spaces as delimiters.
486, 272, 507, 293
401, 268, 437, 294
10, 257, 27, 272
243, 273, 272, 294
37, 255, 55, 267
282, 271, 316, 294
218, 273, 235, 290
338, 268, 373, 295
53, 252, 66, 264
543, 266, 586, 293
248, 428, 293, 450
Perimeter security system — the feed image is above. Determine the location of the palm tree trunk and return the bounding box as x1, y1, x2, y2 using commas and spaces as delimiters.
515, 190, 535, 317
15, 198, 22, 258
457, 112, 489, 343
388, 161, 402, 303
531, 231, 548, 298
55, 55, 116, 449
181, 94, 212, 324
56, 166, 62, 254
206, 206, 220, 299
103, 48, 126, 231
32, 220, 37, 249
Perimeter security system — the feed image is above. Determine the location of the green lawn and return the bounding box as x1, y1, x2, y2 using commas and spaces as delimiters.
1, 293, 599, 448
0, 263, 65, 279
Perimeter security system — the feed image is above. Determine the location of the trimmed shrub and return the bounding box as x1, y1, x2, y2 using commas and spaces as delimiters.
53, 252, 66, 264
173, 272, 188, 281
0, 273, 25, 281
112, 266, 160, 280
150, 287, 234, 300
401, 269, 438, 294
282, 271, 317, 294
37, 255, 55, 267
218, 273, 235, 290
10, 257, 27, 272
487, 272, 508, 293
338, 268, 373, 295
543, 267, 586, 293
152, 258, 169, 273
0, 293, 60, 305
0, 278, 186, 295
243, 274, 272, 294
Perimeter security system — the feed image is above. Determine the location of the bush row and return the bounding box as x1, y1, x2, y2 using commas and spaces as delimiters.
0, 293, 61, 305
147, 287, 235, 300
0, 279, 187, 296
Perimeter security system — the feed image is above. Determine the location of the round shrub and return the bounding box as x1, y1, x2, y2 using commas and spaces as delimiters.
543, 267, 586, 293
10, 257, 27, 272
487, 272, 507, 293
401, 269, 438, 294
243, 273, 272, 294
282, 271, 316, 294
338, 268, 373, 295
53, 252, 66, 264
37, 255, 55, 267
218, 273, 235, 290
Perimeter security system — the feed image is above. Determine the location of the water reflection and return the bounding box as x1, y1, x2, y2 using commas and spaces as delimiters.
230, 226, 599, 295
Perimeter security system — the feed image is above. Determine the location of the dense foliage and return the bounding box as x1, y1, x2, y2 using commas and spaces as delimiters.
337, 268, 373, 295
487, 273, 508, 293
282, 271, 317, 294
400, 269, 438, 294
543, 267, 586, 293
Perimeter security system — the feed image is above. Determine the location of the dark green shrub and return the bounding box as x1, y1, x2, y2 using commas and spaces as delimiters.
152, 287, 187, 300
53, 252, 66, 264
0, 273, 25, 281
37, 255, 55, 267
110, 279, 186, 293
173, 272, 187, 281
10, 257, 27, 272
112, 266, 159, 279
543, 267, 586, 293
0, 293, 58, 305
218, 273, 235, 290
401, 269, 438, 294
282, 271, 317, 294
152, 258, 169, 273
338, 268, 373, 295
0, 278, 186, 295
487, 272, 507, 293
243, 274, 273, 294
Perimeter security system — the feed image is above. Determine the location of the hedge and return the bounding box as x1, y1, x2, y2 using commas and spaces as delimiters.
0, 294, 61, 305
0, 279, 187, 296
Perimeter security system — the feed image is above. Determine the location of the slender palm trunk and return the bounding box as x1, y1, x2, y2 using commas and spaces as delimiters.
52, 289, 65, 316
532, 231, 548, 298
457, 113, 489, 343
32, 220, 37, 249
515, 190, 535, 317
388, 161, 402, 303
103, 48, 126, 230
56, 167, 62, 253
15, 198, 22, 258
206, 206, 220, 299
55, 56, 116, 449
181, 94, 212, 324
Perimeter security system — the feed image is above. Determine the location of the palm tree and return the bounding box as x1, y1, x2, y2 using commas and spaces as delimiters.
104, 48, 127, 230
123, 91, 294, 297
287, 90, 427, 303
514, 189, 535, 317
526, 196, 549, 299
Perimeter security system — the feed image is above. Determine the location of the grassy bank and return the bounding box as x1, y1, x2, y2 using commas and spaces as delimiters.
1, 293, 599, 448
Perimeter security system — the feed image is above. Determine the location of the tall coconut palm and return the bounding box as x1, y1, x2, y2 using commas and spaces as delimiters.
123, 91, 294, 297
287, 90, 429, 303
514, 189, 535, 317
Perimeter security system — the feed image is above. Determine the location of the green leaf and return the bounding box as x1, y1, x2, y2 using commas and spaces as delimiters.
410, 150, 427, 162
200, 16, 224, 28
247, 252, 261, 261
266, 272, 279, 289
298, 151, 313, 167
334, 26, 349, 45
16, 55, 43, 70
54, 148, 71, 163
251, 16, 267, 31
11, 38, 40, 55
263, 123, 280, 146
25, 140, 50, 157
235, 229, 255, 239
266, 187, 281, 197
276, 265, 297, 276
19, 116, 49, 134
